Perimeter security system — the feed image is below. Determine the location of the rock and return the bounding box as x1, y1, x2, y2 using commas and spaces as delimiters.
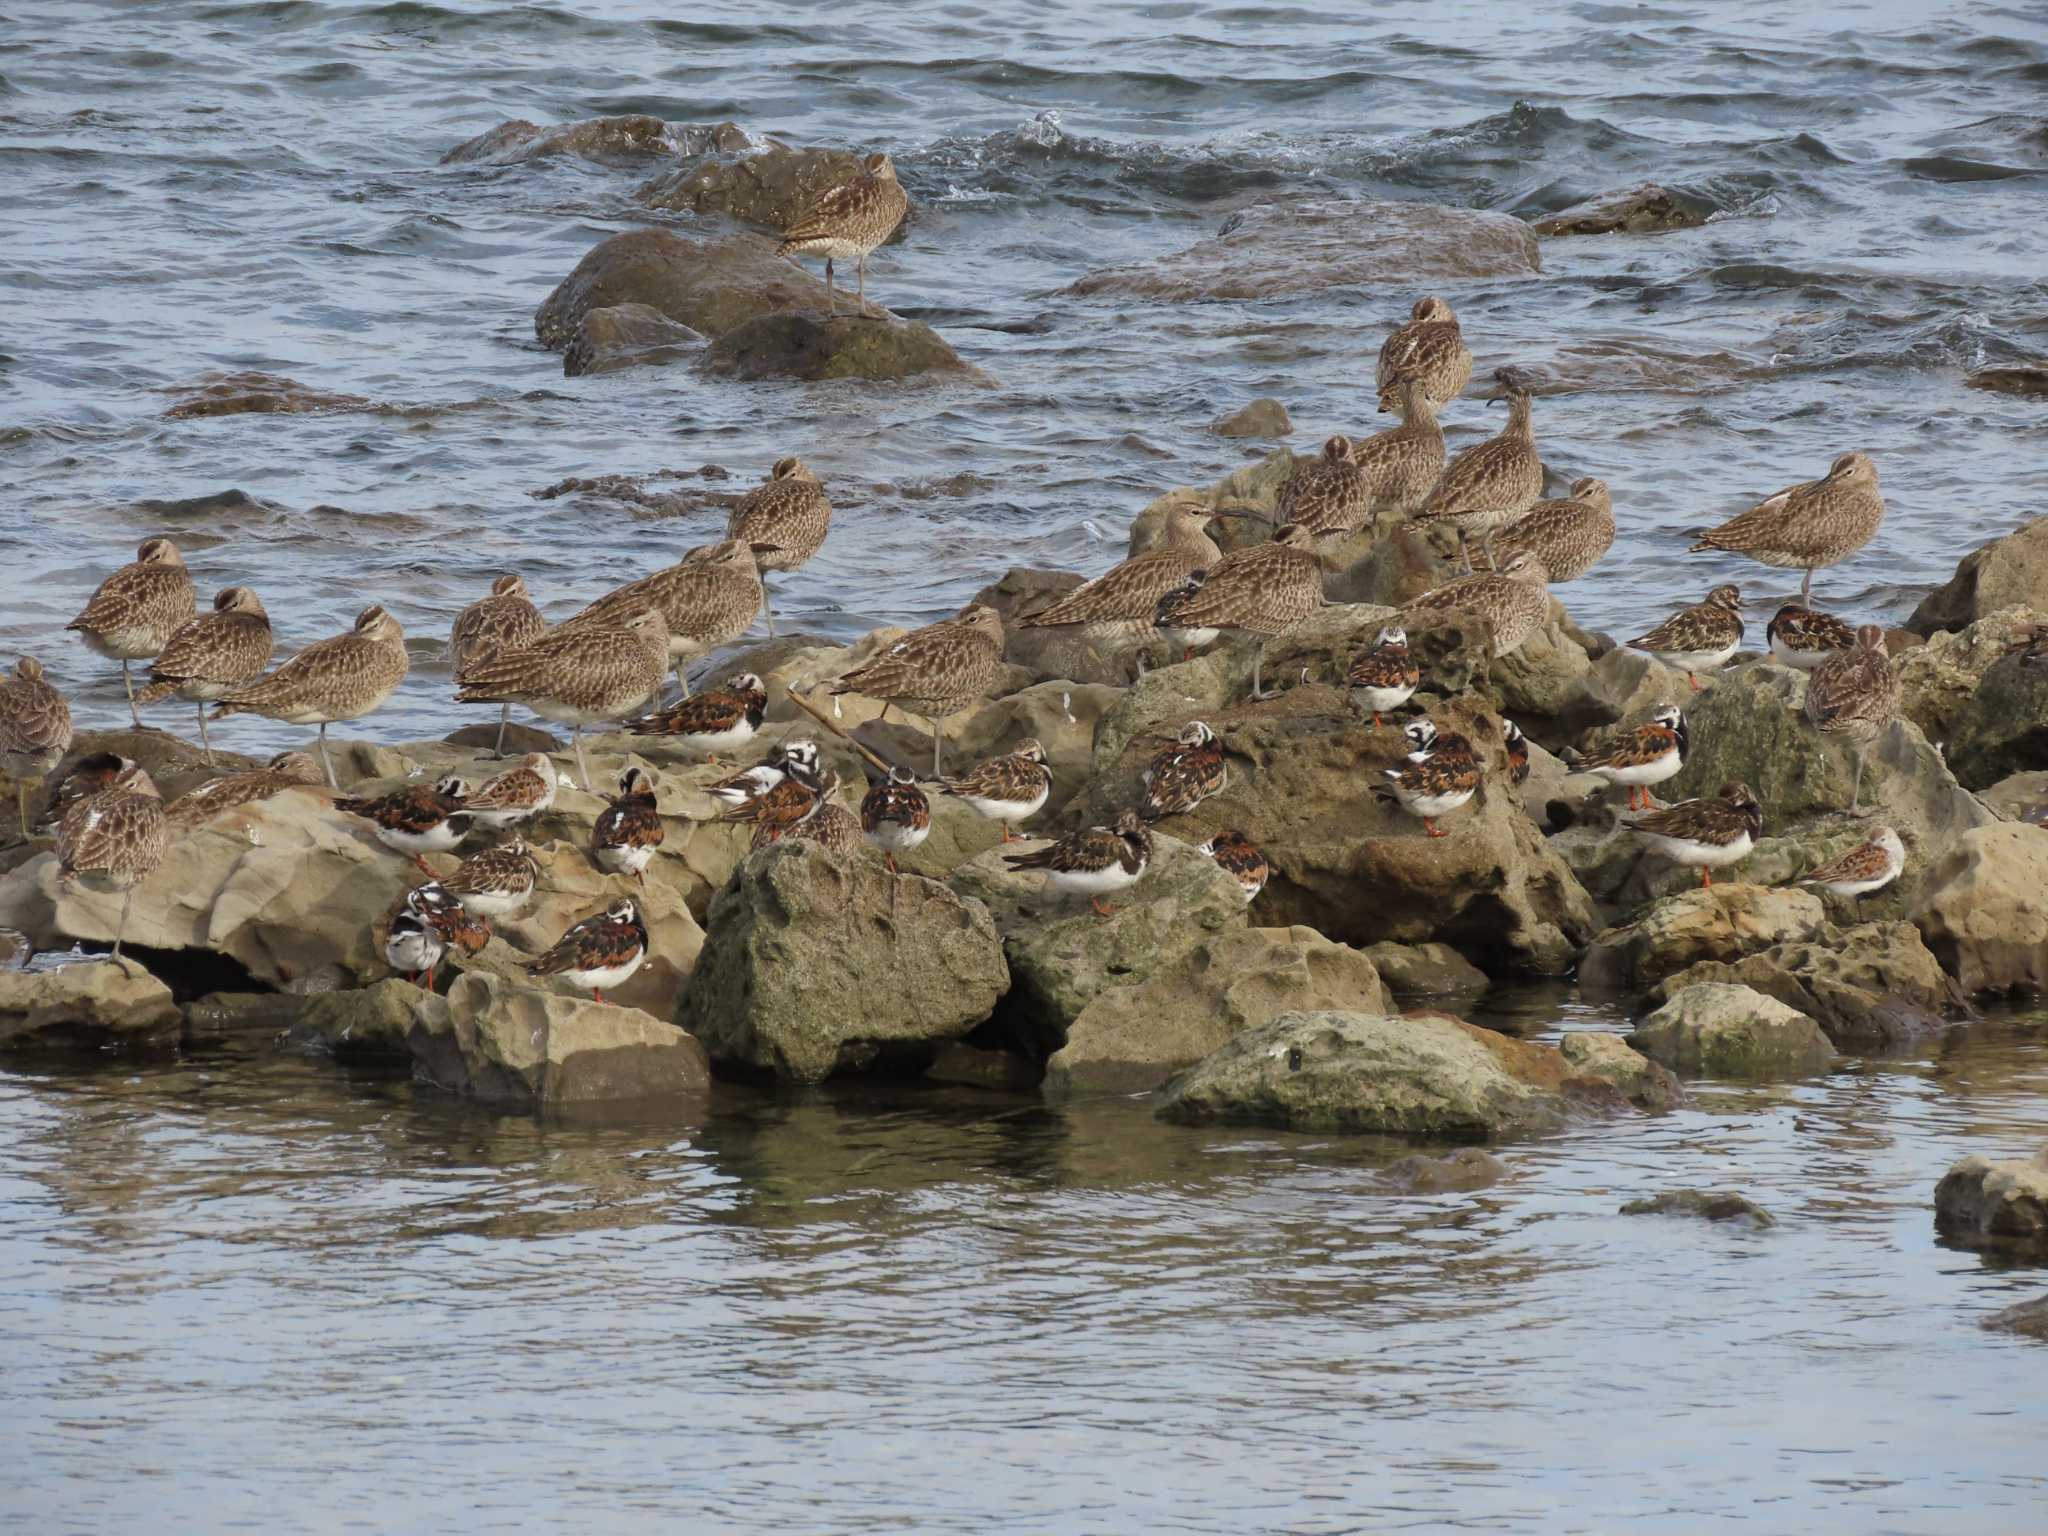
535, 228, 833, 349
1934, 1147, 2048, 1256
1550, 646, 1695, 748
1979, 770, 2048, 824
1361, 941, 1491, 997
967, 566, 1131, 687
161, 371, 372, 419
181, 990, 304, 1044
1, 729, 271, 851
1376, 1148, 1506, 1193
288, 978, 432, 1062
923, 1042, 1039, 1092
441, 115, 737, 165
1627, 983, 1838, 1078
442, 722, 563, 754
679, 842, 1008, 1083
952, 831, 1245, 1053
1911, 823, 2048, 994
1532, 183, 1706, 236
1210, 399, 1293, 438
1908, 519, 2048, 635
1620, 1190, 1776, 1227
1067, 198, 1541, 303
1154, 1009, 1631, 1139
637, 143, 913, 237
1580, 885, 1827, 990
701, 308, 974, 383
1946, 649, 2048, 790
0, 959, 180, 1051
1892, 608, 2041, 763
409, 972, 710, 1108
1965, 367, 2048, 399
562, 303, 702, 378
1043, 925, 1392, 1098
1558, 1030, 1685, 1110
1982, 1296, 2048, 1340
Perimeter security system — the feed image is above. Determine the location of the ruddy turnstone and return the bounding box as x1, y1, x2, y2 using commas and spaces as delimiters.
1002, 808, 1153, 916
1804, 624, 1898, 814
1140, 721, 1227, 820
455, 607, 670, 791
1690, 452, 1883, 603
65, 537, 196, 728
776, 151, 909, 318
1375, 296, 1473, 413
451, 574, 546, 758
860, 766, 930, 873
782, 800, 862, 855
728, 459, 831, 637
1572, 705, 1687, 811
1400, 551, 1551, 658
940, 738, 1053, 841
441, 839, 542, 918
166, 750, 325, 825
1019, 502, 1221, 660
1152, 523, 1324, 700
720, 760, 831, 845
333, 773, 474, 875
1345, 626, 1419, 727
1503, 719, 1531, 786
134, 585, 272, 762
0, 657, 72, 837
623, 672, 767, 761
1412, 370, 1544, 572
1196, 829, 1269, 904
706, 738, 821, 809
211, 604, 411, 788
1627, 781, 1762, 888
830, 605, 1006, 777
527, 897, 650, 1005
1373, 718, 1482, 837
1349, 377, 1447, 519
1276, 436, 1372, 538
561, 540, 769, 700
593, 765, 664, 884
384, 887, 447, 988
55, 760, 166, 959
1766, 603, 1857, 670
1630, 584, 1744, 691
1798, 825, 1906, 898
409, 879, 492, 973
461, 751, 558, 830
1484, 477, 1615, 584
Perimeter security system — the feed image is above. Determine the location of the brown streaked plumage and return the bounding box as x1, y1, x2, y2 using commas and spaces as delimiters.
1375, 296, 1473, 413
860, 766, 930, 874
1153, 524, 1325, 700
461, 752, 558, 829
1276, 435, 1372, 538
526, 897, 649, 1005
1400, 551, 1551, 658
1002, 808, 1153, 916
66, 537, 197, 728
333, 773, 474, 876
1140, 721, 1227, 820
55, 761, 167, 958
780, 800, 862, 855
1349, 377, 1447, 518
1689, 452, 1884, 603
593, 765, 664, 885
1483, 477, 1615, 584
560, 539, 768, 699
441, 839, 542, 918
210, 604, 411, 789
1804, 624, 1899, 814
720, 761, 832, 845
1571, 706, 1688, 812
1412, 370, 1545, 572
1630, 584, 1745, 691
36, 750, 126, 837
830, 606, 1007, 777
1373, 718, 1482, 837
745, 771, 843, 852
1797, 825, 1905, 897
1196, 830, 1269, 904
166, 750, 326, 825
0, 657, 73, 837
622, 672, 767, 761
451, 574, 547, 758
134, 585, 272, 762
776, 151, 910, 318
1345, 626, 1419, 727
1019, 504, 1221, 655
728, 459, 831, 637
940, 738, 1053, 841
1767, 604, 1857, 670
1627, 781, 1763, 888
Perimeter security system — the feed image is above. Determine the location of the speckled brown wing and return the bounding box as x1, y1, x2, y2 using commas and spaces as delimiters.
1800, 839, 1896, 888
1805, 647, 1898, 738
0, 661, 74, 767
1276, 455, 1372, 537
1489, 487, 1615, 583
1375, 316, 1472, 409
462, 762, 552, 817
567, 556, 762, 650
1152, 540, 1322, 636
1691, 460, 1883, 565
719, 773, 824, 838
167, 754, 326, 823
779, 171, 908, 253
1385, 732, 1482, 800
58, 783, 167, 887
36, 751, 124, 831
1141, 737, 1226, 819
834, 620, 1005, 716
1628, 794, 1754, 847
1022, 548, 1210, 628
1002, 819, 1151, 878
1768, 606, 1856, 658
778, 801, 861, 853
1632, 600, 1743, 656
135, 603, 271, 702
941, 753, 1054, 804
1351, 403, 1446, 514
527, 907, 646, 979
455, 627, 666, 714
214, 628, 409, 720
728, 477, 831, 572
443, 844, 539, 902
451, 588, 546, 679
68, 560, 196, 653
1578, 721, 1682, 774
1402, 570, 1548, 657
1345, 643, 1420, 694
334, 783, 467, 838
624, 685, 766, 738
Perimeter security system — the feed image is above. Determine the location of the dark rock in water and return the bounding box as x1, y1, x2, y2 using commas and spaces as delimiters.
1211, 399, 1293, 438
1982, 1295, 2048, 1340
1066, 198, 1541, 302
1620, 1189, 1776, 1228
162, 371, 372, 419
289, 978, 430, 1063
1965, 366, 2048, 399
563, 303, 703, 378
1908, 518, 2048, 634
701, 309, 975, 383
1935, 1148, 2048, 1257
924, 1041, 1040, 1092
639, 143, 914, 239
441, 722, 563, 754
1378, 1147, 1507, 1193
535, 228, 831, 348
182, 990, 304, 1045
1532, 183, 1707, 236
130, 488, 275, 519
441, 115, 736, 166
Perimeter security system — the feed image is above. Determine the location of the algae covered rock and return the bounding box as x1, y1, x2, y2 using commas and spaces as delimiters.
289, 977, 433, 1062
535, 228, 832, 349
0, 958, 180, 1051
1945, 649, 2048, 790
702, 309, 973, 383
562, 303, 702, 378
1532, 182, 1706, 236
1580, 885, 1826, 990
1908, 518, 2048, 635
1362, 941, 1491, 998
442, 114, 730, 165
1934, 1147, 2048, 1257
1620, 1189, 1775, 1227
1627, 983, 1837, 1078
1911, 822, 2048, 995
637, 143, 913, 235
1557, 1029, 1684, 1111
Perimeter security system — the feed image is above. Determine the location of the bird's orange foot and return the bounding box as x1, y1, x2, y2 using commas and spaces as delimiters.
1425, 818, 1449, 838
413, 854, 437, 877
1700, 870, 1714, 888
593, 988, 609, 1006
884, 854, 899, 875
1090, 898, 1117, 917
1687, 674, 1702, 693
1000, 825, 1014, 843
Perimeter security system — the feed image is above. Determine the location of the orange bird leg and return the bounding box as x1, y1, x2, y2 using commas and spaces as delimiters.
884, 853, 899, 875
1687, 673, 1702, 693
1181, 647, 1194, 663
1700, 869, 1713, 889
413, 854, 438, 878
1000, 825, 1014, 844
1424, 817, 1448, 838
1372, 711, 1383, 728
1090, 898, 1117, 917
593, 988, 609, 1006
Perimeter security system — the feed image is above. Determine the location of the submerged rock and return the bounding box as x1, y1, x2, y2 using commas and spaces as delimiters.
1982, 1295, 2048, 1340
1210, 399, 1293, 438
441, 115, 737, 165
1911, 823, 2048, 995
162, 371, 373, 419
562, 303, 702, 377
1377, 1147, 1507, 1193
0, 958, 180, 1052
535, 228, 831, 348
1627, 983, 1837, 1079
1908, 518, 2048, 635
288, 977, 428, 1062
638, 143, 914, 236
1620, 1190, 1776, 1228
702, 309, 974, 383
1965, 367, 2048, 399
1557, 1029, 1685, 1110
181, 990, 304, 1045
1532, 182, 1706, 236
1934, 1147, 2048, 1257
1361, 941, 1491, 998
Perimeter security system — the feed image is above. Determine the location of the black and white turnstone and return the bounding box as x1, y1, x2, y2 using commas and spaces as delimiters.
1002, 808, 1153, 916
940, 738, 1053, 841
1503, 719, 1531, 786
1630, 584, 1744, 691
624, 672, 768, 761
1140, 721, 1226, 820
1766, 603, 1857, 671
594, 765, 665, 884
1798, 826, 1905, 897
1197, 829, 1269, 904
860, 766, 931, 873
1690, 452, 1883, 604
1345, 626, 1419, 727
442, 839, 542, 918
65, 537, 196, 728
1627, 781, 1763, 887
527, 897, 650, 1005
706, 739, 820, 810
1573, 705, 1688, 811
1373, 718, 1482, 838
334, 773, 474, 875
719, 759, 830, 845
385, 887, 446, 988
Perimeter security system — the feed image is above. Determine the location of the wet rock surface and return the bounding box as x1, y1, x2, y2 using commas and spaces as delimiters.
1620, 1189, 1776, 1227
562, 303, 703, 377
1627, 982, 1838, 1079
1934, 1147, 2048, 1257
1532, 182, 1707, 236
703, 309, 974, 383
535, 228, 833, 348
1911, 823, 2048, 996
1210, 398, 1293, 438
638, 142, 914, 236
0, 959, 181, 1052
1907, 518, 2048, 634
442, 114, 737, 165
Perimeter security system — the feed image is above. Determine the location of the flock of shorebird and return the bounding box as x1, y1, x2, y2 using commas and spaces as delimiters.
0, 157, 1928, 997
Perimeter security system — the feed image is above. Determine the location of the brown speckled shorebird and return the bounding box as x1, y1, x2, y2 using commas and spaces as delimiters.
1767, 604, 1858, 670
1376, 297, 1473, 413
594, 765, 665, 885
728, 458, 831, 637
1400, 550, 1551, 658
1484, 477, 1615, 584
66, 537, 197, 727
166, 750, 325, 825
1627, 781, 1763, 888
1690, 452, 1883, 603
134, 585, 272, 762
1797, 825, 1906, 897
462, 751, 559, 830
211, 605, 411, 790
0, 657, 72, 837
451, 574, 547, 758
1276, 436, 1372, 538
35, 750, 126, 837
562, 539, 769, 700
1412, 371, 1545, 572
56, 760, 167, 959
455, 607, 670, 792
781, 798, 863, 855
940, 738, 1053, 842
777, 151, 910, 319
1805, 624, 1899, 814
831, 605, 1007, 777
1002, 809, 1153, 916
1630, 584, 1745, 691
1140, 720, 1227, 820
1019, 503, 1221, 658
1351, 377, 1447, 518
1153, 524, 1325, 700
441, 839, 542, 919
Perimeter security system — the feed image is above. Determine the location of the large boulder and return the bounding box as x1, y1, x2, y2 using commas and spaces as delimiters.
0, 958, 180, 1051
1067, 198, 1541, 304
1627, 983, 1838, 1078
535, 228, 831, 348
1580, 885, 1826, 990
1892, 608, 2040, 757
1934, 1147, 2048, 1257
1945, 649, 2048, 790
679, 842, 1009, 1083
409, 972, 710, 1109
702, 309, 974, 383
1907, 519, 2048, 635
637, 143, 913, 236
1557, 1030, 1684, 1111
1911, 823, 2048, 994
288, 977, 428, 1062
1361, 940, 1491, 998
562, 303, 702, 378
1043, 926, 1393, 1098
1531, 182, 1706, 236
